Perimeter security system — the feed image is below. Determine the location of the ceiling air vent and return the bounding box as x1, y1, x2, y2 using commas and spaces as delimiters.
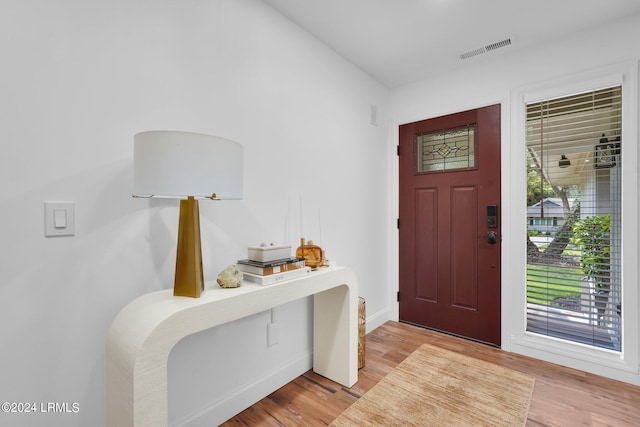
460, 47, 486, 60
485, 38, 511, 52
460, 37, 512, 60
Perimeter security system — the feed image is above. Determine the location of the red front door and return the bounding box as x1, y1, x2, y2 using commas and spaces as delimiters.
399, 104, 501, 346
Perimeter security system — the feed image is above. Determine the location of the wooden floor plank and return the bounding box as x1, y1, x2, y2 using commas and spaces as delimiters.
222, 321, 640, 426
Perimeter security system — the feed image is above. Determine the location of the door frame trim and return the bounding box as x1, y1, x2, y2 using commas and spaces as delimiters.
390, 99, 509, 329
397, 105, 501, 345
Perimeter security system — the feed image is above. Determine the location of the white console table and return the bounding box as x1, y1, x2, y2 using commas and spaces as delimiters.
105, 266, 358, 427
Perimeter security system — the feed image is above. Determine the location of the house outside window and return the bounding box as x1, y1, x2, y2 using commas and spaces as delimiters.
527, 197, 574, 235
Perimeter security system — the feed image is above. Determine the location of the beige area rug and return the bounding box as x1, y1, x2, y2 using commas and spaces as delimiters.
331, 343, 535, 427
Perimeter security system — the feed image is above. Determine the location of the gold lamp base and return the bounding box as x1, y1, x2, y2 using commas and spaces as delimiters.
174, 196, 204, 298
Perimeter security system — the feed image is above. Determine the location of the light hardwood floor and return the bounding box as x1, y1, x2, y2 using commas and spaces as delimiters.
222, 321, 640, 426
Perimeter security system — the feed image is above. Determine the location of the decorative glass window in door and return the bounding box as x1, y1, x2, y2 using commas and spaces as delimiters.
525, 86, 622, 351
416, 125, 476, 172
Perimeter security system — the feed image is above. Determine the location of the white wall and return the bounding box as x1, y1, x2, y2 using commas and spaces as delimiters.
0, 1, 391, 426
390, 12, 640, 384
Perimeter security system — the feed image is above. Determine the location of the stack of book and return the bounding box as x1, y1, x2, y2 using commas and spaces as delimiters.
237, 257, 311, 285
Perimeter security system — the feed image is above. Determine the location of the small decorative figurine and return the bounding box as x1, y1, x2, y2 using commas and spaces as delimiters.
296, 237, 328, 269
217, 265, 243, 288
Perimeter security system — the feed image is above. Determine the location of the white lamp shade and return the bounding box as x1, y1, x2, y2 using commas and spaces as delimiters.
133, 131, 243, 199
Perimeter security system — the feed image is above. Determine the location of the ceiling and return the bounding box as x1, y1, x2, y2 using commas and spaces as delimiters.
261, 0, 640, 88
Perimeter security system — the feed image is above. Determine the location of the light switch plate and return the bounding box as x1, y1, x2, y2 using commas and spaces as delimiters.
45, 201, 75, 237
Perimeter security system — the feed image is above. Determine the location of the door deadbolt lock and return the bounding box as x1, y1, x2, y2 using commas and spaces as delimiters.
486, 231, 498, 244
486, 205, 498, 228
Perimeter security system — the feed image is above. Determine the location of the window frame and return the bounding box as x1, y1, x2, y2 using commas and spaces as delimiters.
504, 63, 639, 384
525, 85, 622, 351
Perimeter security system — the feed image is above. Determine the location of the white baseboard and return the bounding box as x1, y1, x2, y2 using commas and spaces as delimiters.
366, 306, 393, 333
171, 351, 313, 427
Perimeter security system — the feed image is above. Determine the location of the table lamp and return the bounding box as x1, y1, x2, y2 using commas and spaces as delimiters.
133, 130, 243, 298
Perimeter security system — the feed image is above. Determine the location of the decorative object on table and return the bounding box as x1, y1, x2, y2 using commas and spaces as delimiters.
358, 297, 366, 369
236, 257, 305, 275
242, 266, 312, 285
239, 242, 311, 285
133, 130, 243, 298
216, 265, 243, 288
247, 242, 292, 262
296, 237, 328, 269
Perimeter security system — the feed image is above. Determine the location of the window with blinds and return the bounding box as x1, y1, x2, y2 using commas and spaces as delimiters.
525, 86, 622, 351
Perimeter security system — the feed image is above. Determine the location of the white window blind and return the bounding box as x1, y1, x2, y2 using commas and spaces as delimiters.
525, 86, 622, 351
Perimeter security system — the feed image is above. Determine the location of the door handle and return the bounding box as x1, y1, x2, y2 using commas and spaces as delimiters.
477, 231, 498, 244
